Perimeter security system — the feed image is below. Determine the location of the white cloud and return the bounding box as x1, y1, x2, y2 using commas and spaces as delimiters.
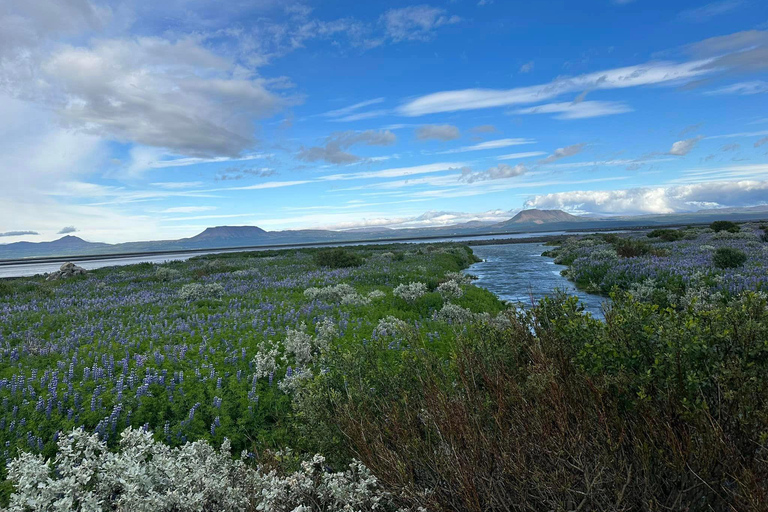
437, 138, 535, 154
319, 162, 466, 181
519, 61, 534, 73
705, 81, 768, 95
381, 5, 460, 42
160, 206, 217, 214
513, 100, 633, 119
415, 124, 460, 141
459, 163, 527, 183
539, 143, 586, 164
524, 180, 768, 215
398, 59, 711, 116
668, 136, 703, 156
323, 98, 386, 118
35, 37, 290, 157
497, 151, 546, 160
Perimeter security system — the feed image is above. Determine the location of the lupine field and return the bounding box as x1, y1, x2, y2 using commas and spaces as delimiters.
0, 243, 501, 505
3, 224, 768, 511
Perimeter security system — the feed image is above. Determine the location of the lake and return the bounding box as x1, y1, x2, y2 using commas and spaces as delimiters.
467, 243, 606, 317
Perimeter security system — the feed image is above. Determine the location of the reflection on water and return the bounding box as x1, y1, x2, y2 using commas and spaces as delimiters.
467, 243, 605, 317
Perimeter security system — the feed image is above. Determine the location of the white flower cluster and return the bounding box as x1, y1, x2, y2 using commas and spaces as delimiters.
444, 271, 473, 285
435, 303, 475, 324
437, 280, 463, 300
393, 282, 427, 303
252, 342, 279, 380
277, 367, 314, 394
373, 316, 409, 339
177, 282, 225, 301
304, 284, 387, 307
284, 320, 336, 366
7, 428, 398, 512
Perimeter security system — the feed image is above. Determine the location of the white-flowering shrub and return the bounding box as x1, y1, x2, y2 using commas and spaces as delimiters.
628, 278, 659, 303
437, 280, 464, 300
284, 324, 315, 366
178, 282, 225, 301
367, 289, 387, 300
373, 316, 409, 339
7, 428, 399, 512
304, 283, 370, 306
314, 318, 337, 348
155, 266, 180, 282
435, 303, 475, 324
278, 367, 314, 394
393, 282, 427, 303
252, 342, 279, 380
444, 271, 473, 285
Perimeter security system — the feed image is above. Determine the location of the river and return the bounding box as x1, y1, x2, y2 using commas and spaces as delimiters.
467, 243, 606, 317
0, 230, 597, 279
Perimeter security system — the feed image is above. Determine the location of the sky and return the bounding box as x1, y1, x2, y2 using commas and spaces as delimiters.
1, 0, 768, 243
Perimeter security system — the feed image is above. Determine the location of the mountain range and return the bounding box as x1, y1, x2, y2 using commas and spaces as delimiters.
2, 207, 767, 261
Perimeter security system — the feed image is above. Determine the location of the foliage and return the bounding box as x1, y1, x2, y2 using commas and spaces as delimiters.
7, 427, 399, 512
710, 220, 740, 233
305, 293, 768, 511
713, 246, 748, 269
313, 248, 363, 269
647, 228, 684, 241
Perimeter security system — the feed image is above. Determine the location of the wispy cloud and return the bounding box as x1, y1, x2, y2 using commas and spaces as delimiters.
398, 60, 711, 116
705, 81, 768, 95
513, 100, 633, 119
497, 151, 546, 160
679, 0, 744, 23
459, 163, 527, 183
436, 138, 535, 154
57, 226, 78, 234
160, 206, 217, 214
539, 143, 586, 164
381, 5, 461, 42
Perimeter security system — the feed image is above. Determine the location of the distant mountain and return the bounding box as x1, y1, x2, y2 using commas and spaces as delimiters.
187, 226, 269, 243
0, 236, 109, 259
2, 207, 767, 261
498, 209, 583, 226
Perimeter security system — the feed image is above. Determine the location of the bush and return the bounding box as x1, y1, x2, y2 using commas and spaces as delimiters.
614, 238, 652, 258
313, 248, 363, 268
647, 228, 684, 241
306, 294, 768, 511
7, 427, 396, 512
713, 247, 748, 269
710, 220, 740, 233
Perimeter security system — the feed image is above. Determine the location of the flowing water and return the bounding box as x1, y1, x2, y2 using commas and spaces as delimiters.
467, 243, 606, 317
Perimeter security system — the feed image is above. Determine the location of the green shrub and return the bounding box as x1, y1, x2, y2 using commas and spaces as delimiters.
647, 228, 684, 241
614, 238, 652, 258
313, 248, 364, 268
710, 220, 739, 233
713, 247, 747, 268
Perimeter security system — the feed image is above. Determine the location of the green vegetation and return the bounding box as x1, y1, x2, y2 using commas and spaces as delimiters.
313, 247, 365, 268
2, 235, 768, 510
713, 246, 748, 268
710, 220, 740, 233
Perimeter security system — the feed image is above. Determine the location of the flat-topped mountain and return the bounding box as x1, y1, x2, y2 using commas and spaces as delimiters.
500, 209, 582, 225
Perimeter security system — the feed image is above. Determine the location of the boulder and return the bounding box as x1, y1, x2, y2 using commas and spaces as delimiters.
46, 262, 88, 281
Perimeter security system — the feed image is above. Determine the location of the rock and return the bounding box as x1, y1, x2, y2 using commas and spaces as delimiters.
46, 262, 87, 281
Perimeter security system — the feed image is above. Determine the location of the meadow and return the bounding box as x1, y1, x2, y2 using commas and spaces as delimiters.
2, 225, 768, 511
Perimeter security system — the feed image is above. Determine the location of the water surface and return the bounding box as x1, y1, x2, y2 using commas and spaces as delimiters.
467, 243, 605, 317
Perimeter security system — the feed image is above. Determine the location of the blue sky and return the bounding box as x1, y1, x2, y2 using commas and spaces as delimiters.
1, 0, 767, 243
